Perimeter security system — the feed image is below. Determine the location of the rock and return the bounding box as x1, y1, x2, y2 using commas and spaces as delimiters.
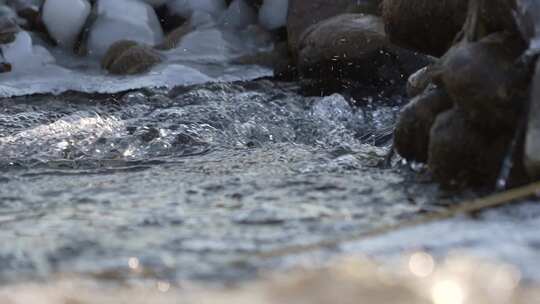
155, 22, 193, 50
525, 59, 540, 179
346, 0, 382, 16
287, 0, 352, 55
41, 0, 92, 49
0, 16, 19, 44
381, 0, 468, 56
406, 66, 432, 98
154, 4, 188, 34
435, 32, 529, 131
297, 14, 429, 97
101, 40, 161, 75
428, 109, 513, 187
394, 88, 452, 162
87, 0, 164, 57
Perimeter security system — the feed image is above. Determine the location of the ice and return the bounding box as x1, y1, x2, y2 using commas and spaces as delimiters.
258, 0, 288, 30
140, 0, 169, 7
87, 0, 163, 57
167, 28, 231, 62
1, 31, 55, 72
41, 0, 91, 49
167, 0, 226, 19
220, 0, 256, 29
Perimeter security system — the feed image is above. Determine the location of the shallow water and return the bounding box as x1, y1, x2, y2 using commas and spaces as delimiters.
0, 77, 539, 287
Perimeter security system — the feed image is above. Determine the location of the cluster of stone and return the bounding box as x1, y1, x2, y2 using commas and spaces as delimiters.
0, 0, 287, 75
389, 0, 540, 187
281, 0, 540, 188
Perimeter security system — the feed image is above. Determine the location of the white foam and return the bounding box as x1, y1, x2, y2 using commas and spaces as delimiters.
42, 0, 91, 49
258, 0, 288, 30
87, 0, 164, 57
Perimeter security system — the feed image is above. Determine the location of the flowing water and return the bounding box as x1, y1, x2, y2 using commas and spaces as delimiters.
1, 78, 539, 287
0, 21, 539, 287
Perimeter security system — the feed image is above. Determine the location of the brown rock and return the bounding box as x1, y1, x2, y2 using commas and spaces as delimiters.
297, 14, 430, 97
394, 88, 452, 163
406, 66, 432, 98
435, 33, 528, 131
381, 0, 468, 56
346, 0, 382, 16
428, 108, 512, 187
155, 23, 193, 50
102, 40, 162, 75
287, 0, 352, 55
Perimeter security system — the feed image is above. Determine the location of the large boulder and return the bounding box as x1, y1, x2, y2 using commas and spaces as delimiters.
434, 33, 528, 131
394, 87, 452, 162
287, 0, 352, 55
381, 0, 467, 56
428, 108, 513, 187
297, 14, 430, 97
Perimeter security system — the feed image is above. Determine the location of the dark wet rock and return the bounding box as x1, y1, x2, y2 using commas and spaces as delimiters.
101, 40, 162, 75
155, 4, 187, 34
434, 33, 529, 131
394, 88, 452, 163
297, 14, 430, 98
346, 0, 382, 16
0, 16, 19, 44
155, 22, 192, 50
406, 66, 432, 98
525, 60, 540, 179
515, 0, 540, 56
0, 62, 11, 73
381, 0, 468, 56
287, 0, 352, 56
465, 0, 518, 39
428, 108, 513, 187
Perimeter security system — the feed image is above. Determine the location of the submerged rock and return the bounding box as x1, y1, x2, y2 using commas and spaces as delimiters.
381, 0, 468, 56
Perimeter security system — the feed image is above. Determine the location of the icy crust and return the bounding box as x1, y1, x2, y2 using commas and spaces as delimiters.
0, 27, 272, 98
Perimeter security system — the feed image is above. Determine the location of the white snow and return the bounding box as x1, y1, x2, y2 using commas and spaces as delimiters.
220, 0, 256, 29
258, 0, 288, 30
41, 0, 92, 49
87, 0, 164, 57
167, 0, 226, 19
1, 31, 55, 72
